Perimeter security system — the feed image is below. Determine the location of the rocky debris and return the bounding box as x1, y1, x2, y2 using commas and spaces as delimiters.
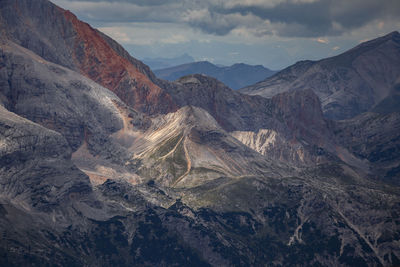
241, 31, 400, 120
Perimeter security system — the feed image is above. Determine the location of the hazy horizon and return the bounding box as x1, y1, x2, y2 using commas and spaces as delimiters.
52, 0, 400, 69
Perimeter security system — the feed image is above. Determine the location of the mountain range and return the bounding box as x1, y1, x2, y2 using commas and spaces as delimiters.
142, 53, 195, 70
154, 61, 276, 89
0, 0, 399, 266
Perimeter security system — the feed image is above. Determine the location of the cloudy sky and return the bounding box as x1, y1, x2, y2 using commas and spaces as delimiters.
52, 0, 400, 69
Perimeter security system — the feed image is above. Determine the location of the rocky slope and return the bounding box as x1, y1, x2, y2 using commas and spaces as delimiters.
0, 0, 176, 115
0, 38, 152, 183
1, 107, 399, 266
1, 100, 399, 266
241, 31, 400, 120
155, 61, 276, 90
0, 37, 290, 186
0, 106, 235, 266
126, 106, 290, 188
0, 0, 400, 266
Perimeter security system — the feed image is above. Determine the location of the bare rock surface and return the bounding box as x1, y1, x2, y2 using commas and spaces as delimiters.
0, 1, 399, 266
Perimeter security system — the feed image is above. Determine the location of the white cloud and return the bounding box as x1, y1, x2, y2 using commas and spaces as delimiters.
316, 38, 329, 44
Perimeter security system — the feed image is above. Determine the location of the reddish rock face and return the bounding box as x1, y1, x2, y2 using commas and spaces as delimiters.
62, 10, 177, 115
0, 0, 177, 116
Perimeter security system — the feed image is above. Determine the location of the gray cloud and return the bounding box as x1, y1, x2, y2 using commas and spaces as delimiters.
211, 0, 400, 37
56, 0, 181, 5
52, 0, 400, 37
218, 1, 334, 37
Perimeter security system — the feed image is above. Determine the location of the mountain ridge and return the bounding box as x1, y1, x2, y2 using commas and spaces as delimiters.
142, 53, 195, 70
241, 31, 400, 120
155, 61, 276, 90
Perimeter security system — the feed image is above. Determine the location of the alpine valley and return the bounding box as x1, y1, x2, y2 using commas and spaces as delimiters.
0, 0, 399, 266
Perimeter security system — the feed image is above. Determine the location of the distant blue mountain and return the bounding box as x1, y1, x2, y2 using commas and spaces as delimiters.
142, 53, 195, 70
154, 61, 276, 90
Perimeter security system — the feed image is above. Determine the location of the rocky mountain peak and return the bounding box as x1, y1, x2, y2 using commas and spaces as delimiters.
354, 30, 400, 49
0, 0, 177, 115
241, 31, 400, 120
169, 105, 221, 129
384, 30, 400, 40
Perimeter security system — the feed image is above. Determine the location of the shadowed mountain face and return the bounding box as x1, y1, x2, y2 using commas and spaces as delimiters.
241, 31, 400, 120
333, 111, 400, 185
154, 61, 276, 90
0, 0, 400, 266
